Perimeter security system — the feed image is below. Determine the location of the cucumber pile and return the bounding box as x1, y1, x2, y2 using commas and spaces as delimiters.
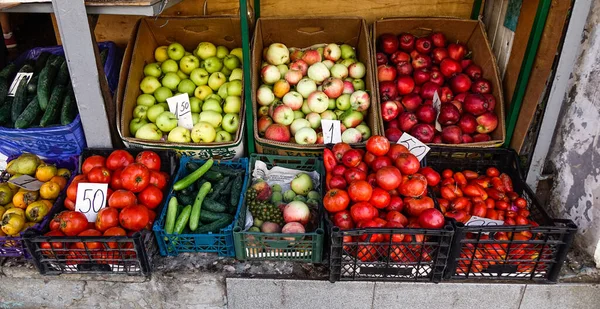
164, 159, 245, 235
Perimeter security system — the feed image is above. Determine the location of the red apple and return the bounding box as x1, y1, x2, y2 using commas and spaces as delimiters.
439, 87, 454, 103
461, 59, 473, 69
449, 73, 472, 93
431, 47, 449, 64
378, 65, 397, 82
398, 112, 418, 132
476, 112, 498, 134
415, 37, 433, 54
379, 33, 400, 55
410, 123, 435, 143
412, 54, 431, 69
473, 133, 491, 142
379, 81, 398, 101
464, 94, 488, 116
454, 93, 467, 102
462, 134, 473, 143
264, 124, 291, 142
415, 104, 436, 124
396, 62, 413, 76
401, 93, 422, 112
396, 75, 415, 95
432, 134, 442, 143
429, 70, 445, 86
257, 116, 273, 136
398, 33, 415, 52
483, 94, 496, 112
457, 114, 477, 134
438, 103, 461, 125
420, 82, 440, 100
471, 79, 492, 94
381, 100, 400, 121
431, 32, 447, 47
390, 51, 410, 65
413, 69, 430, 85
440, 58, 462, 77
441, 125, 463, 144
450, 100, 463, 114
448, 43, 467, 60
385, 128, 403, 142
464, 64, 483, 80
386, 118, 399, 129
376, 52, 389, 66
412, 85, 421, 95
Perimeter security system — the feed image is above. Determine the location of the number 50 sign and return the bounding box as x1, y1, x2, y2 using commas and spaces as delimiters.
75, 183, 108, 222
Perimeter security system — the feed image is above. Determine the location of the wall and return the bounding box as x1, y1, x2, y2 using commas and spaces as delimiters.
547, 0, 600, 267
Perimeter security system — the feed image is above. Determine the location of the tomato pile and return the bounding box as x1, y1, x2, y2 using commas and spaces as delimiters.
323, 135, 445, 262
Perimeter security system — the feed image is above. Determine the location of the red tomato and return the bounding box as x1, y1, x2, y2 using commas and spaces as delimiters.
49, 212, 64, 231
386, 210, 408, 226
386, 196, 404, 212
332, 143, 352, 162
106, 150, 134, 171
41, 230, 65, 251
135, 151, 161, 171
359, 219, 385, 242
384, 221, 405, 242
404, 196, 435, 217
59, 211, 89, 236
442, 169, 454, 179
119, 205, 150, 232
348, 180, 372, 202
394, 153, 420, 175
350, 202, 378, 222
121, 163, 150, 193
146, 209, 157, 230
323, 148, 337, 172
399, 173, 428, 197
375, 166, 402, 191
453, 172, 467, 186
66, 175, 87, 201
138, 185, 163, 209
341, 149, 363, 168
445, 210, 471, 223
95, 207, 119, 232
515, 215, 529, 225
82, 155, 106, 174
87, 166, 111, 184
148, 170, 167, 190
419, 167, 441, 186
371, 156, 393, 172
332, 210, 354, 230
514, 197, 527, 209
418, 208, 445, 229
472, 201, 487, 217
108, 190, 137, 209
486, 209, 499, 220
64, 198, 76, 211
323, 189, 350, 213
450, 197, 471, 211
344, 167, 367, 184
110, 169, 124, 190
363, 151, 377, 167
366, 136, 390, 156
387, 144, 410, 160
486, 167, 500, 177
103, 226, 127, 249
495, 200, 509, 211
369, 188, 391, 209
357, 245, 378, 262
356, 162, 368, 173
74, 229, 103, 250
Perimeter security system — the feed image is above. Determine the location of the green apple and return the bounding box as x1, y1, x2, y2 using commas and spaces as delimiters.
154, 46, 169, 62
176, 70, 189, 80
204, 56, 223, 74
167, 42, 185, 61
223, 96, 241, 114
161, 59, 179, 73
140, 76, 161, 94
216, 46, 229, 59
190, 68, 209, 86
222, 113, 239, 134
190, 97, 202, 113
215, 130, 232, 142
230, 48, 243, 63
137, 94, 156, 107
147, 104, 165, 123
217, 82, 229, 98
133, 105, 148, 120
192, 113, 200, 124
293, 110, 305, 119
156, 111, 178, 132
208, 72, 226, 91
220, 66, 232, 77
301, 100, 311, 114
229, 68, 243, 81
135, 123, 162, 140
144, 63, 162, 78
194, 85, 213, 100
223, 54, 241, 70
167, 126, 192, 143
129, 118, 148, 136
277, 64, 288, 77
199, 111, 222, 128
191, 121, 216, 143
162, 72, 181, 91
206, 94, 222, 102
178, 79, 196, 96
154, 87, 173, 103
179, 55, 200, 74
340, 44, 355, 60
195, 42, 217, 60
202, 99, 223, 113
158, 103, 169, 110
227, 80, 242, 96
215, 126, 223, 133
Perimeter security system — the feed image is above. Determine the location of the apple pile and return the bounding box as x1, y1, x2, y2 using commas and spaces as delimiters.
257, 43, 371, 145
132, 42, 243, 143
376, 32, 499, 144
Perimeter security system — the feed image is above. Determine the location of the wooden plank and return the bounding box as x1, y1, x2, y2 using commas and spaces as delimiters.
0, 3, 20, 10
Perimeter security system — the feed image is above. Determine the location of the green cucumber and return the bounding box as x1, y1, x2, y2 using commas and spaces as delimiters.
0, 99, 11, 125
164, 197, 178, 234
186, 161, 201, 172
40, 85, 65, 126
54, 61, 70, 86
0, 63, 17, 80
199, 209, 226, 223
189, 182, 211, 231
11, 77, 29, 123
173, 159, 214, 191
26, 74, 40, 94
230, 174, 243, 208
37, 62, 59, 111
208, 176, 229, 200
0, 77, 8, 107
210, 165, 244, 176
34, 52, 51, 74
60, 88, 77, 125
173, 205, 192, 235
17, 63, 34, 74
194, 215, 233, 234
177, 193, 195, 206
203, 170, 224, 182
15, 97, 41, 129
202, 199, 227, 213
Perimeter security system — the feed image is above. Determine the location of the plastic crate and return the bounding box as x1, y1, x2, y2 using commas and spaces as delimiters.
233, 154, 325, 263
0, 155, 78, 258
24, 148, 177, 276
153, 157, 249, 257
425, 147, 577, 282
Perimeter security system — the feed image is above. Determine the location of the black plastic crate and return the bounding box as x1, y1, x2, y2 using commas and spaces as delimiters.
24, 148, 177, 276
425, 147, 577, 282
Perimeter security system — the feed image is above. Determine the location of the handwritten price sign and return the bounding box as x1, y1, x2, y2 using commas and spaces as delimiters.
321, 120, 342, 144
75, 183, 108, 222
167, 93, 194, 130
397, 132, 430, 162
465, 216, 505, 227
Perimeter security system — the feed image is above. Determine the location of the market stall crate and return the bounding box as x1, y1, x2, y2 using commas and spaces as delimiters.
233, 154, 325, 263
117, 17, 246, 159
153, 157, 249, 257
251, 17, 381, 156
425, 147, 577, 282
372, 18, 505, 148
24, 148, 177, 276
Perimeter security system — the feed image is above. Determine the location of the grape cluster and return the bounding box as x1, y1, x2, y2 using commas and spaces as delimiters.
246, 188, 284, 225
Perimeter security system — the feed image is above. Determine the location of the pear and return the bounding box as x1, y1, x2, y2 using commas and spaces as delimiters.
6, 153, 41, 176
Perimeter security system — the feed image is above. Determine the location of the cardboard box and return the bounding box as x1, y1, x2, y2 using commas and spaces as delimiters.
117, 17, 245, 159
373, 18, 505, 148
252, 17, 381, 156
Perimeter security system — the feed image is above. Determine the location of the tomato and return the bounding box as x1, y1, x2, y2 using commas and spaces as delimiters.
350, 202, 378, 223
442, 169, 454, 179
135, 151, 161, 171
418, 208, 445, 229
445, 210, 470, 223
386, 196, 404, 212
323, 189, 350, 213
495, 200, 509, 211
419, 167, 441, 186
517, 209, 530, 218
463, 170, 479, 180
138, 185, 163, 209
486, 167, 500, 177
73, 229, 103, 251
387, 144, 410, 160
59, 211, 89, 236
323, 148, 337, 172
332, 143, 352, 162
384, 221, 405, 242
499, 173, 513, 192
95, 207, 119, 232
103, 226, 127, 249
515, 215, 529, 225
146, 209, 157, 230
371, 156, 393, 172
366, 136, 390, 156
375, 166, 402, 190
363, 151, 377, 167
356, 162, 368, 173
107, 190, 136, 209
64, 198, 76, 211
399, 173, 428, 197
486, 209, 499, 220
329, 175, 347, 190
357, 245, 378, 262
341, 149, 362, 168
441, 177, 455, 186
453, 172, 467, 186
514, 197, 527, 209
106, 150, 134, 171
121, 163, 150, 193
82, 155, 106, 174
332, 210, 354, 230
403, 196, 434, 217
472, 201, 487, 217
109, 169, 124, 190
390, 245, 412, 262
66, 176, 87, 201
386, 211, 408, 226
344, 167, 367, 184
441, 184, 463, 200
369, 188, 391, 209
87, 166, 111, 184
394, 153, 420, 175
41, 230, 65, 250
348, 180, 372, 202
450, 197, 471, 211
119, 204, 150, 232
359, 219, 386, 242
49, 213, 63, 231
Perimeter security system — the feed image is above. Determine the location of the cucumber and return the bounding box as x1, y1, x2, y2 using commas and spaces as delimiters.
203, 170, 224, 182
0, 100, 11, 125
194, 215, 233, 234
37, 62, 59, 111
17, 63, 34, 74
60, 88, 77, 125
185, 161, 201, 172
26, 75, 40, 94
40, 85, 65, 126
203, 199, 227, 213
15, 97, 41, 129
230, 174, 243, 208
11, 77, 29, 123
208, 176, 229, 200
34, 52, 51, 74
177, 193, 195, 207
189, 182, 211, 231
164, 197, 178, 234
54, 61, 70, 86
0, 63, 17, 80
199, 209, 226, 223
211, 165, 244, 177
0, 77, 8, 106
173, 205, 192, 235
173, 159, 214, 191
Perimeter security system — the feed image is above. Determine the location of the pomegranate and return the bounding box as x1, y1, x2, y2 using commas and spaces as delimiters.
440, 58, 462, 77
464, 64, 483, 80
438, 103, 461, 125
441, 125, 463, 144
458, 114, 478, 134
471, 79, 492, 94
415, 37, 433, 54
449, 74, 472, 93
431, 32, 447, 47
401, 93, 422, 111
464, 94, 488, 116
398, 112, 418, 132
398, 33, 415, 52
379, 33, 400, 55
410, 124, 435, 143
415, 104, 436, 124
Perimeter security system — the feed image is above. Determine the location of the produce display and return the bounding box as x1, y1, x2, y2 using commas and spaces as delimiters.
376, 32, 499, 144
256, 43, 371, 144
132, 42, 243, 143
0, 153, 72, 236
0, 52, 85, 129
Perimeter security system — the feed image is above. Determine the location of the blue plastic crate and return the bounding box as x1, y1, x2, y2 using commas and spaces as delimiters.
153, 157, 249, 257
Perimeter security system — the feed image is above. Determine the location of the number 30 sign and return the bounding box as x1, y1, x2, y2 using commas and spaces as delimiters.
75, 183, 108, 222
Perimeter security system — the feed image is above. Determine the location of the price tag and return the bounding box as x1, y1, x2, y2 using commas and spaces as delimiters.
8, 175, 44, 191
432, 91, 442, 132
397, 132, 430, 162
8, 72, 33, 97
167, 93, 194, 130
321, 119, 342, 144
465, 216, 504, 227
75, 183, 108, 222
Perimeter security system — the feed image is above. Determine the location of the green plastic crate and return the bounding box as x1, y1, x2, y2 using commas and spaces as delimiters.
233, 154, 325, 263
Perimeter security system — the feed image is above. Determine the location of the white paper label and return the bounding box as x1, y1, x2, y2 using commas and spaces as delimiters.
8, 72, 33, 97
397, 132, 430, 162
465, 216, 505, 227
432, 91, 442, 132
75, 183, 108, 222
8, 175, 44, 191
321, 119, 342, 144
167, 93, 194, 130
